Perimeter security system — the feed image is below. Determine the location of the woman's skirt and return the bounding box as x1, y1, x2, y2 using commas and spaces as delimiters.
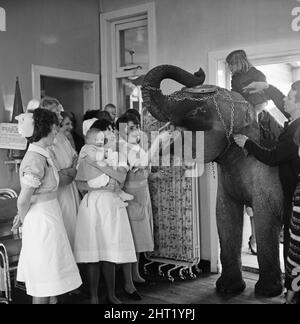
17, 199, 82, 298
74, 190, 137, 264
124, 176, 154, 253
57, 181, 80, 249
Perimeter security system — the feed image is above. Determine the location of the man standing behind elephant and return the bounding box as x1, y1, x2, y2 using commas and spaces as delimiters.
234, 80, 300, 295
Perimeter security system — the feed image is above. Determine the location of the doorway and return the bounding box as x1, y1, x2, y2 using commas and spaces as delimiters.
40, 76, 85, 136
241, 61, 300, 272
32, 65, 100, 135
208, 41, 300, 273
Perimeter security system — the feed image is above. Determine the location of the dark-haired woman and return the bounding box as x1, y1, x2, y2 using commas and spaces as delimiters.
74, 118, 136, 304
61, 111, 84, 154
117, 113, 171, 293
13, 108, 82, 304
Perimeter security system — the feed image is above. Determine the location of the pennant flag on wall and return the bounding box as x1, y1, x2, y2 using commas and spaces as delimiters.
7, 77, 26, 161
11, 77, 24, 122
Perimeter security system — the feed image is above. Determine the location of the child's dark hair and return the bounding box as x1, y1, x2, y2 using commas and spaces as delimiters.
98, 110, 113, 123
126, 109, 141, 122
226, 50, 252, 74
28, 108, 59, 143
115, 113, 140, 131
90, 118, 113, 132
83, 110, 99, 121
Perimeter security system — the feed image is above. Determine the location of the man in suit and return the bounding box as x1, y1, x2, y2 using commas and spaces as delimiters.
234, 80, 300, 295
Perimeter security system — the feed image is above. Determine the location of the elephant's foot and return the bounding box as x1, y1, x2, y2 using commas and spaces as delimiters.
216, 275, 246, 294
255, 278, 283, 298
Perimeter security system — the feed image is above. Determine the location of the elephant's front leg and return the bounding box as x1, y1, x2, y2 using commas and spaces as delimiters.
216, 189, 246, 294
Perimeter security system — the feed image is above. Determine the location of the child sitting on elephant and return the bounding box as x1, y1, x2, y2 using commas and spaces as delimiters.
226, 50, 286, 115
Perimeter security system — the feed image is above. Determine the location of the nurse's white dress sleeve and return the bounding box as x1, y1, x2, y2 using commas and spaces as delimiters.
20, 156, 45, 188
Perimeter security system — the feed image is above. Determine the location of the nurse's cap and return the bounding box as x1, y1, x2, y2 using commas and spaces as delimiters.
26, 99, 40, 112
15, 113, 34, 138
83, 118, 98, 136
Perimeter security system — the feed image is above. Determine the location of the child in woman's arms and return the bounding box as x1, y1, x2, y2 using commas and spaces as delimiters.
76, 124, 133, 207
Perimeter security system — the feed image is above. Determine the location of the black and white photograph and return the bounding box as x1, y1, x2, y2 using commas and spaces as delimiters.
1, 0, 300, 309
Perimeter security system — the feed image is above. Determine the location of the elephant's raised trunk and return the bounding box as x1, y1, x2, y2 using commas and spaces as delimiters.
142, 65, 205, 122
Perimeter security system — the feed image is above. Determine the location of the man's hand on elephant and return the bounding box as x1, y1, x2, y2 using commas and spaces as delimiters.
243, 81, 269, 94
234, 134, 249, 148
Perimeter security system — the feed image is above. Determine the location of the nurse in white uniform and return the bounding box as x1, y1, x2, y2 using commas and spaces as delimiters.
14, 108, 82, 304
40, 97, 80, 249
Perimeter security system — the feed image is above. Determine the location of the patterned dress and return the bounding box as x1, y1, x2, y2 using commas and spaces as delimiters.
286, 178, 300, 291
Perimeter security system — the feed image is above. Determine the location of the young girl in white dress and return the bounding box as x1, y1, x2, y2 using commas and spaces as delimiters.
74, 118, 137, 304
13, 108, 82, 304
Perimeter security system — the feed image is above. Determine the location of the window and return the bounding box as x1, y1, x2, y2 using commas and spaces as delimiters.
113, 18, 149, 115
116, 19, 149, 72
100, 3, 156, 117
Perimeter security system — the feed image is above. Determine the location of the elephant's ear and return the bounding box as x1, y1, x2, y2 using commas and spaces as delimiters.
177, 102, 214, 132
235, 105, 256, 133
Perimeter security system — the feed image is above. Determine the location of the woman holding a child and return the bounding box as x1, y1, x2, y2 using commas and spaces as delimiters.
73, 118, 137, 304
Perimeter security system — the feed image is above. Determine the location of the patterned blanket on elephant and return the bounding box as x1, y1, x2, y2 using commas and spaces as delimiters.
142, 109, 199, 263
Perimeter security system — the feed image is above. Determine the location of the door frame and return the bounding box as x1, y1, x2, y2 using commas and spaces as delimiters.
31, 65, 100, 112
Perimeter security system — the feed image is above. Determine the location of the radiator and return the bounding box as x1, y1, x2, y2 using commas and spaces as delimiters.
142, 111, 201, 282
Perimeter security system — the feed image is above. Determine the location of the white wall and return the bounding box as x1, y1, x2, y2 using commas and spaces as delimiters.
258, 63, 293, 96
100, 0, 300, 93
0, 0, 100, 190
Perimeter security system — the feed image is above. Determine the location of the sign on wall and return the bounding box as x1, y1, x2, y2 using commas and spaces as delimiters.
0, 7, 6, 32
0, 123, 27, 150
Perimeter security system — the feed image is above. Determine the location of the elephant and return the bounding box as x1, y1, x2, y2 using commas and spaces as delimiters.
142, 65, 284, 297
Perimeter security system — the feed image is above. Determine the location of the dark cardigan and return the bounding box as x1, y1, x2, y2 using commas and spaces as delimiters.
231, 67, 286, 111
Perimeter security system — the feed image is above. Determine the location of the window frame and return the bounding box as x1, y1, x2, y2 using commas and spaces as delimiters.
100, 3, 157, 114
